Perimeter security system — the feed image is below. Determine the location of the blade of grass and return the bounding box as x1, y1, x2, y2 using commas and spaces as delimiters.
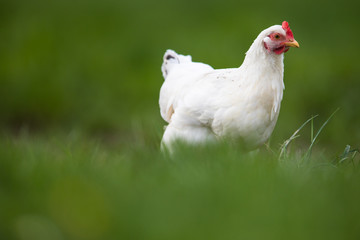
304, 108, 339, 161
311, 116, 314, 143
279, 115, 318, 160
337, 145, 359, 167
338, 145, 351, 164
351, 150, 359, 168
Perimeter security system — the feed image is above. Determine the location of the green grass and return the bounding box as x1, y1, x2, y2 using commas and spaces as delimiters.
1, 0, 360, 239
1, 123, 360, 240
1, 0, 360, 149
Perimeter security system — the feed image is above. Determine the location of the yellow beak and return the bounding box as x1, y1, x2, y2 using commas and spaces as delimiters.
284, 39, 300, 48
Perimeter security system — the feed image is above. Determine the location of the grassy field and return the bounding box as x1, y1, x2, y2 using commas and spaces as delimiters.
1, 121, 360, 240
1, 0, 360, 239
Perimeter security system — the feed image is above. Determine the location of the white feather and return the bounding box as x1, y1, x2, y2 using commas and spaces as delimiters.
159, 24, 290, 151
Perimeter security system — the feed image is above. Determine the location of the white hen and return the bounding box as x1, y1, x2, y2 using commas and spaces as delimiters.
159, 21, 299, 151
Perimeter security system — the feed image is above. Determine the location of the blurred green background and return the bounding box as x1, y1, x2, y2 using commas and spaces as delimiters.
1, 1, 360, 240
1, 0, 360, 148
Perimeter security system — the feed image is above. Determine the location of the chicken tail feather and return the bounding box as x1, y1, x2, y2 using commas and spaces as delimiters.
161, 49, 192, 79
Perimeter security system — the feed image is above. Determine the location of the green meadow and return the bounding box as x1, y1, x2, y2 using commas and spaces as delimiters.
1, 0, 360, 239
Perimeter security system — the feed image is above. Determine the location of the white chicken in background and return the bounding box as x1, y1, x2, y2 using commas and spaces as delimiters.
159, 21, 299, 151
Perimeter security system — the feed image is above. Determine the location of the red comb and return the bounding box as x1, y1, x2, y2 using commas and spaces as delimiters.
282, 21, 294, 39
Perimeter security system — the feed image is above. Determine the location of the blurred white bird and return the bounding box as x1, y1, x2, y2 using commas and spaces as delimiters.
159, 21, 299, 151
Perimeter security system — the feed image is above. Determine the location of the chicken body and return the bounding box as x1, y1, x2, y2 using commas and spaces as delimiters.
159, 22, 299, 151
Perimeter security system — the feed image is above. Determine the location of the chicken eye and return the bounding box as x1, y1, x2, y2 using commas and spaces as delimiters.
274, 34, 280, 39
